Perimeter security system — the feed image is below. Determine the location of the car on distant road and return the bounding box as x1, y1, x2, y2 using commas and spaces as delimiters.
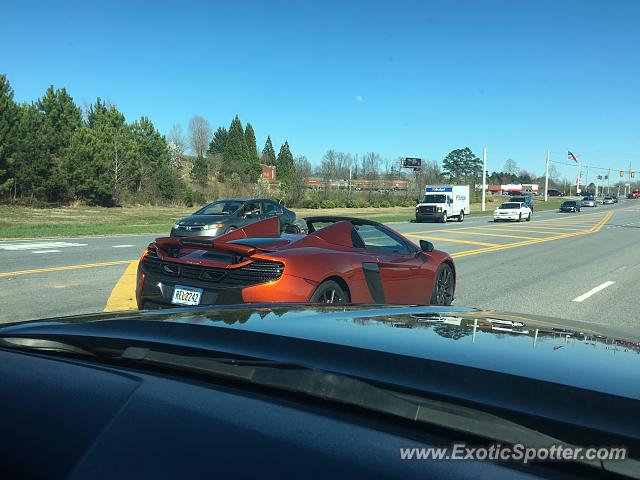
509, 195, 534, 212
582, 196, 597, 207
628, 191, 640, 199
493, 202, 532, 222
139, 216, 457, 309
547, 189, 564, 197
559, 200, 582, 213
603, 196, 615, 205
170, 198, 298, 237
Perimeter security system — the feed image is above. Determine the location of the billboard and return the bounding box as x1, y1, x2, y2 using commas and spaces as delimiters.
402, 157, 422, 168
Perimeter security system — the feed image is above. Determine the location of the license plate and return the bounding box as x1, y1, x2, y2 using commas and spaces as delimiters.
171, 285, 203, 306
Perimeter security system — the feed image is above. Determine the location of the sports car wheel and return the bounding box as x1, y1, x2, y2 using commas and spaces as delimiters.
225, 226, 237, 233
310, 280, 350, 304
430, 263, 454, 306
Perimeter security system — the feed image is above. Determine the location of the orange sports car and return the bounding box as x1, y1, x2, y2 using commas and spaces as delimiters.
136, 216, 456, 309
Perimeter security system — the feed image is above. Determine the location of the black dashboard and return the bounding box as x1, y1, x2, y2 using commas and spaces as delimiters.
0, 347, 590, 480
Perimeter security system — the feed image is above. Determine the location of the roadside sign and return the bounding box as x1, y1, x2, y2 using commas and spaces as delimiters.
402, 157, 422, 168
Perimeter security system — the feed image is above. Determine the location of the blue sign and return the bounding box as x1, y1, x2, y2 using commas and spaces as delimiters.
426, 187, 453, 192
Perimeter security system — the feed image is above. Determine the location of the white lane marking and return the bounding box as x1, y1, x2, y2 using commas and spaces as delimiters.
572, 281, 615, 303
32, 250, 61, 254
0, 242, 88, 251
112, 244, 135, 248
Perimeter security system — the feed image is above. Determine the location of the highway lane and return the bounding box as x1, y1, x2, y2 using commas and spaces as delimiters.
1, 200, 638, 332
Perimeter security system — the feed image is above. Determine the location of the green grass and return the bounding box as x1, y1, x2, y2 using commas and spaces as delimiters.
0, 206, 193, 239
0, 197, 566, 239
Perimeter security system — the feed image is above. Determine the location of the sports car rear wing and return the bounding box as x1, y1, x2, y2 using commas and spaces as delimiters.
154, 216, 282, 257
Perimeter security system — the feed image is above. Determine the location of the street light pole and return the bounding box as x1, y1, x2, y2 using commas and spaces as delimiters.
481, 146, 487, 212
544, 151, 549, 202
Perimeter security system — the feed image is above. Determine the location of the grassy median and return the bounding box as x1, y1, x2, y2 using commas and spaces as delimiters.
0, 197, 565, 239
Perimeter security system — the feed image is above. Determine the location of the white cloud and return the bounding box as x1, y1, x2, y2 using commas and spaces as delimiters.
355, 95, 364, 102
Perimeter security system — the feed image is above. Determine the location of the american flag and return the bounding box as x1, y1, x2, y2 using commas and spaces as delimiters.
568, 151, 579, 163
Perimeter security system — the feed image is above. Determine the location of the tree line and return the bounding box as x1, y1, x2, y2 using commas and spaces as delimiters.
0, 74, 310, 207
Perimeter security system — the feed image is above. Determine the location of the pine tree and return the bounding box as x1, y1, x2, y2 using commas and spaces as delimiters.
131, 116, 171, 198
276, 140, 295, 188
36, 86, 82, 157
0, 74, 18, 196
243, 122, 261, 181
208, 126, 228, 155
222, 115, 248, 179
261, 136, 276, 166
64, 99, 134, 206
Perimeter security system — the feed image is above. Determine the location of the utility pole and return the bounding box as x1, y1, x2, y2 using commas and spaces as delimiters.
544, 151, 550, 202
607, 169, 611, 194
576, 158, 581, 194
481, 146, 487, 211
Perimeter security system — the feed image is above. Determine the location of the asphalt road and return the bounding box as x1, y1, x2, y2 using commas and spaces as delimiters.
1, 200, 639, 333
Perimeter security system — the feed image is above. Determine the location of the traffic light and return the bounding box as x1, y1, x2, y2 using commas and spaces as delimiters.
632, 172, 636, 178
620, 171, 625, 177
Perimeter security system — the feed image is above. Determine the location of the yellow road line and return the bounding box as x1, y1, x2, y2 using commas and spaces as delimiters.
0, 259, 136, 277
473, 226, 588, 235
439, 230, 539, 240
404, 234, 500, 247
503, 224, 588, 232
450, 211, 614, 260
104, 261, 139, 312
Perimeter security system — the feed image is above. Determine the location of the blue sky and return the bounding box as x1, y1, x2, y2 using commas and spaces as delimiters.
2, 0, 640, 182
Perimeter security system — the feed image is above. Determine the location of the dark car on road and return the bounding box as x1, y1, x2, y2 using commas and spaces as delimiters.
559, 200, 581, 212
547, 189, 564, 197
509, 195, 534, 212
0, 305, 638, 479
170, 198, 298, 237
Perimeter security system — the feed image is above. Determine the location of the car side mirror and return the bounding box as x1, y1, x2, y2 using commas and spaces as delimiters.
420, 240, 434, 253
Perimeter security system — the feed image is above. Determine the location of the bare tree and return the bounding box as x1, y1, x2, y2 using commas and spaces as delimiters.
361, 152, 381, 180
290, 155, 312, 205
423, 160, 442, 185
188, 116, 212, 158
504, 158, 519, 175
168, 124, 186, 153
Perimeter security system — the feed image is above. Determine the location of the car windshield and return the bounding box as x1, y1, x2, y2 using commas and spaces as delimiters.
500, 203, 521, 209
422, 194, 447, 203
562, 202, 576, 206
196, 201, 243, 215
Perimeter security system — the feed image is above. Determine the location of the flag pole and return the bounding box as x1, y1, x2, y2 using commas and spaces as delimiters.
544, 151, 549, 202
576, 157, 581, 196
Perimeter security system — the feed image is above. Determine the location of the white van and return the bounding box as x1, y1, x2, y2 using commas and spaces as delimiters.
415, 185, 470, 223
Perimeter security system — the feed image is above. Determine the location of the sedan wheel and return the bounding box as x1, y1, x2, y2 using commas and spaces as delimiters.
310, 280, 349, 304
526, 212, 531, 221
430, 264, 454, 306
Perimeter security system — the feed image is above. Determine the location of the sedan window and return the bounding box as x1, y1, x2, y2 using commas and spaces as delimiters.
197, 201, 243, 215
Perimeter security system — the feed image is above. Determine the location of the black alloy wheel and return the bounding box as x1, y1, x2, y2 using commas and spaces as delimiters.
310, 280, 349, 304
430, 263, 454, 306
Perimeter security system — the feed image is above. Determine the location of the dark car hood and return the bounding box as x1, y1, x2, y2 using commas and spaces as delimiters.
178, 214, 230, 225
2, 304, 640, 401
